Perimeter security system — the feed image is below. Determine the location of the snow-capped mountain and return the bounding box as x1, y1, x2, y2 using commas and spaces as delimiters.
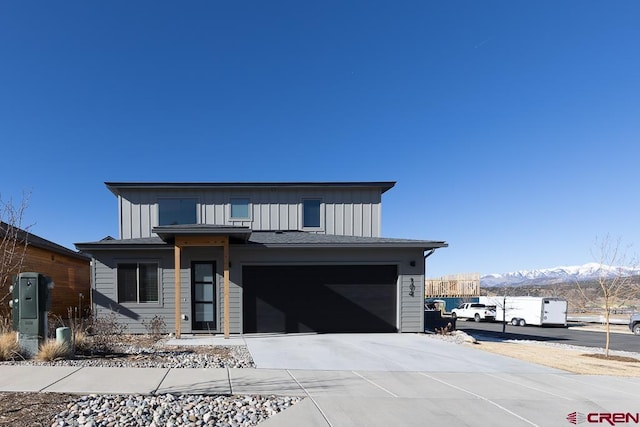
481, 263, 640, 287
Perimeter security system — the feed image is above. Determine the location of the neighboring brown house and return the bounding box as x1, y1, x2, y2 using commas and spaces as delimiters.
1, 222, 91, 319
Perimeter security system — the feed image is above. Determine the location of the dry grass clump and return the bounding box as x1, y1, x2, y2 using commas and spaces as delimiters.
0, 332, 20, 361
0, 316, 13, 334
582, 353, 640, 363
36, 340, 71, 361
73, 330, 91, 354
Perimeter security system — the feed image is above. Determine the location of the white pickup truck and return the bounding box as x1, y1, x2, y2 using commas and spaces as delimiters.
451, 303, 496, 322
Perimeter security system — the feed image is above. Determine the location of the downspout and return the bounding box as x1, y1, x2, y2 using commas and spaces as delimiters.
424, 249, 436, 261
422, 249, 436, 333
423, 249, 436, 294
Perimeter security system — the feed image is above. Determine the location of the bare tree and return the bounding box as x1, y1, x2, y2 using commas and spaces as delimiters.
0, 191, 31, 308
577, 235, 640, 357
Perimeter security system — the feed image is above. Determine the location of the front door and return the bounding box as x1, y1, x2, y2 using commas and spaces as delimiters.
191, 261, 217, 331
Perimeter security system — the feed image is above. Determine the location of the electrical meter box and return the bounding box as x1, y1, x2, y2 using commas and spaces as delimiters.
10, 272, 54, 356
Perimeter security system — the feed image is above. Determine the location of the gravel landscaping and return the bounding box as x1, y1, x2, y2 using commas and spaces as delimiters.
1, 340, 255, 369
50, 394, 301, 427
0, 335, 302, 427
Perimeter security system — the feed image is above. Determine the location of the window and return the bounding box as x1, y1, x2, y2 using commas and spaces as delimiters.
230, 198, 250, 219
158, 198, 197, 225
117, 263, 159, 303
303, 199, 321, 228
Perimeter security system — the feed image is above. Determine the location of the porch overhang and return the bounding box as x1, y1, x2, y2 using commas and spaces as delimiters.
153, 224, 252, 243
152, 225, 251, 339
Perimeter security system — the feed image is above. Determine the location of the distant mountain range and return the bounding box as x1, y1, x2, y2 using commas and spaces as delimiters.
481, 263, 640, 287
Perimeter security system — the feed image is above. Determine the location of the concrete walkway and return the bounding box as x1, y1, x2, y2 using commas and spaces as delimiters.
1, 364, 639, 426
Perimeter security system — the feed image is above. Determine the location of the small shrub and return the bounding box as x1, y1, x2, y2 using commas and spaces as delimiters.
0, 332, 20, 361
435, 322, 453, 335
36, 340, 71, 361
142, 315, 167, 341
88, 311, 127, 354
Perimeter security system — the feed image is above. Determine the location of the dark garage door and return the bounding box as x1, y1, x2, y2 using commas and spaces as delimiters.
242, 265, 398, 333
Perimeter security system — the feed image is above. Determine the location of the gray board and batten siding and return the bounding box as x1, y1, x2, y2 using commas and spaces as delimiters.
79, 182, 446, 335
106, 182, 393, 240
84, 235, 431, 334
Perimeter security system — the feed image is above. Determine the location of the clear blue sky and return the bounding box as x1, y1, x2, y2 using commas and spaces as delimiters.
1, 1, 638, 277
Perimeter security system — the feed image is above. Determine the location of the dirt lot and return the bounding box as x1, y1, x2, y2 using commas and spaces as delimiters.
471, 323, 640, 376
0, 392, 75, 426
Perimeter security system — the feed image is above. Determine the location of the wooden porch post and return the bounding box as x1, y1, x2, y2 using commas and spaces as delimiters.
174, 244, 182, 338
223, 236, 230, 338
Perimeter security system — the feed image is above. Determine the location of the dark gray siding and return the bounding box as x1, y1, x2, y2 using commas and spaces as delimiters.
91, 245, 424, 334
92, 249, 176, 334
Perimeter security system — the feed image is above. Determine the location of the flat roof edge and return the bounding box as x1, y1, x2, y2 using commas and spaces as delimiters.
106, 181, 396, 194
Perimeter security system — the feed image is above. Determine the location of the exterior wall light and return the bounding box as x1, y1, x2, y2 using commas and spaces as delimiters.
409, 278, 415, 296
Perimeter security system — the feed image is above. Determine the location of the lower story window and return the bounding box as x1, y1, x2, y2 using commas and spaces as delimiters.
118, 263, 159, 303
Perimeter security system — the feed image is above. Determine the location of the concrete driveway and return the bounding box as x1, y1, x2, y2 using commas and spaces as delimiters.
242, 333, 560, 373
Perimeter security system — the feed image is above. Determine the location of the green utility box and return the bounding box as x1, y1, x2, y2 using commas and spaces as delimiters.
9, 272, 54, 356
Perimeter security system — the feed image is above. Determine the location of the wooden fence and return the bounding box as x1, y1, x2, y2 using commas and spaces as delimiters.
425, 273, 480, 297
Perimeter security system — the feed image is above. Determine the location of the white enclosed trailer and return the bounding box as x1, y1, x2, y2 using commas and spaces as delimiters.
478, 296, 567, 327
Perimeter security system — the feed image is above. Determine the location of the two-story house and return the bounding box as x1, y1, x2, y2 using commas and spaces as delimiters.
75, 182, 447, 337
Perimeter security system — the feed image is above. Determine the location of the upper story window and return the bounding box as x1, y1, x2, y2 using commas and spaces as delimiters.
117, 262, 159, 304
303, 199, 322, 228
158, 198, 197, 225
230, 198, 250, 220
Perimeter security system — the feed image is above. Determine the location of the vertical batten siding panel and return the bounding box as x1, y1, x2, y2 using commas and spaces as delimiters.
203, 203, 212, 225
325, 199, 334, 235
150, 201, 158, 234
121, 198, 132, 239
132, 203, 141, 239
229, 279, 241, 333
279, 204, 289, 230
353, 203, 363, 237
214, 202, 224, 226
344, 203, 353, 236
261, 193, 270, 230
288, 204, 297, 230
163, 263, 177, 333
362, 203, 372, 237
141, 203, 150, 238
335, 191, 344, 235
372, 201, 381, 237
270, 203, 279, 230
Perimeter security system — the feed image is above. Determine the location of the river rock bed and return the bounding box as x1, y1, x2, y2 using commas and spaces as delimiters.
51, 393, 302, 427
1, 337, 256, 369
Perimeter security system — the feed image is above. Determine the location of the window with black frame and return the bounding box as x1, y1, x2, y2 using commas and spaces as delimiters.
158, 198, 197, 225
302, 199, 321, 228
117, 263, 159, 304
